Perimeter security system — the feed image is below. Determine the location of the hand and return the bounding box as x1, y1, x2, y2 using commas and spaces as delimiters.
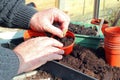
30, 8, 70, 38
13, 37, 64, 74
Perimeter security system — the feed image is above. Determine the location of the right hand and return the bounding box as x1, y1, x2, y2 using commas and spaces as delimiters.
30, 8, 70, 38
13, 37, 64, 74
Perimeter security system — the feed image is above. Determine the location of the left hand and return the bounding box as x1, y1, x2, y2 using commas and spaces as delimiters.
30, 8, 70, 38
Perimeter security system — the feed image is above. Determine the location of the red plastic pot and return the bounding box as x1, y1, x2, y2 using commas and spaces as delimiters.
61, 31, 75, 55
52, 31, 75, 55
23, 30, 46, 40
91, 18, 109, 34
24, 30, 75, 55
103, 26, 120, 67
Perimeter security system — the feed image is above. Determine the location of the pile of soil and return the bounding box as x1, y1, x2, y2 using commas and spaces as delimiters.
68, 23, 97, 36
59, 44, 120, 80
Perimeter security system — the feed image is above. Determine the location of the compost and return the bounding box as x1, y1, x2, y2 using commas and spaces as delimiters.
53, 35, 74, 47
59, 44, 120, 80
53, 22, 98, 36
68, 23, 97, 36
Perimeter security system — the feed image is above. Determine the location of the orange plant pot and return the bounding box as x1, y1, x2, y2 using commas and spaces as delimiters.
52, 31, 75, 55
105, 45, 120, 67
91, 18, 109, 34
103, 27, 120, 67
23, 30, 46, 40
24, 30, 75, 55
62, 31, 75, 55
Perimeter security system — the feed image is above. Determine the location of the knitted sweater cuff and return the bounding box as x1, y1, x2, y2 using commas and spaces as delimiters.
12, 4, 37, 29
0, 46, 19, 79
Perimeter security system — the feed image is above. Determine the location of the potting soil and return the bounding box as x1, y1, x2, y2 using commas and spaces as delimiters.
59, 44, 120, 80
68, 23, 97, 36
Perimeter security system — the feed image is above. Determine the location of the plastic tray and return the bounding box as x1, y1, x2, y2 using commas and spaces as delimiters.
71, 22, 104, 49
39, 61, 97, 80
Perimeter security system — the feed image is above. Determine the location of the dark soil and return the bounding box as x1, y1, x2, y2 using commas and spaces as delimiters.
53, 36, 74, 47
53, 22, 98, 36
59, 44, 120, 80
68, 23, 97, 36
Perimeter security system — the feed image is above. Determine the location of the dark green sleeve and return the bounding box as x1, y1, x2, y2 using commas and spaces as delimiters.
0, 0, 37, 29
0, 45, 19, 80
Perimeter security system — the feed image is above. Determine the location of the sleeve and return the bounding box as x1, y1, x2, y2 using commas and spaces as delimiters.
0, 0, 37, 29
0, 45, 19, 80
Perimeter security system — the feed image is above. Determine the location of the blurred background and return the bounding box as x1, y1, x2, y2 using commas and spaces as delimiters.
26, 0, 120, 26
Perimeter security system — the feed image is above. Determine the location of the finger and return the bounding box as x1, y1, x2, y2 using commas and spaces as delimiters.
54, 11, 70, 36
46, 47, 64, 60
50, 47, 64, 55
44, 38, 63, 47
33, 36, 49, 40
61, 22, 69, 36
48, 53, 63, 61
44, 23, 64, 38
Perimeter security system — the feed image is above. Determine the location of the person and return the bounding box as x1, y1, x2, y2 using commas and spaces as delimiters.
0, 0, 70, 80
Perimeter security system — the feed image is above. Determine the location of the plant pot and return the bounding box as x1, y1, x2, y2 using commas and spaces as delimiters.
52, 31, 75, 55
23, 30, 46, 40
91, 18, 109, 34
24, 30, 75, 55
103, 27, 120, 67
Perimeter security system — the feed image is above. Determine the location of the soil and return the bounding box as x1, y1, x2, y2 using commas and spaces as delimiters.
59, 44, 120, 80
68, 23, 98, 36
53, 36, 74, 47
53, 22, 98, 36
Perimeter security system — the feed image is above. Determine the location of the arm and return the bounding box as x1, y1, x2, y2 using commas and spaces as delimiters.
0, 0, 37, 29
0, 45, 19, 80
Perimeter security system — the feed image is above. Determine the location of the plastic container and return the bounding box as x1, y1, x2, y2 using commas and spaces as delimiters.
23, 30, 46, 40
75, 34, 102, 49
71, 21, 103, 49
24, 30, 75, 55
39, 61, 97, 80
103, 27, 120, 67
52, 31, 75, 55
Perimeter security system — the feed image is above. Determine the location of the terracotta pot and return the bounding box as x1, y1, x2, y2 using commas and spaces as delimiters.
23, 30, 46, 40
52, 31, 75, 55
91, 18, 109, 34
103, 27, 120, 67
